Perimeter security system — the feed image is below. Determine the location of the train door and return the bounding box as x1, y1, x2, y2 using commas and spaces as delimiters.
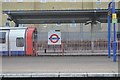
0, 30, 9, 55
9, 29, 26, 56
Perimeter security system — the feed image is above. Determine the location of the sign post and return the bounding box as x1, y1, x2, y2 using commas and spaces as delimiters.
112, 0, 117, 62
108, 0, 117, 62
108, 2, 112, 58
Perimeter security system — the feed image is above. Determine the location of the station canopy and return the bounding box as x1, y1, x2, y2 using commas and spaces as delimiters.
3, 9, 120, 24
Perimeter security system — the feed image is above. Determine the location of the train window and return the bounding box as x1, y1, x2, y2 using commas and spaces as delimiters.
16, 37, 24, 47
32, 30, 37, 42
0, 32, 6, 43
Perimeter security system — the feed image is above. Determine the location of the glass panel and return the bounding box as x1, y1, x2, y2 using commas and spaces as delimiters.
16, 37, 24, 47
0, 32, 6, 43
33, 29, 37, 42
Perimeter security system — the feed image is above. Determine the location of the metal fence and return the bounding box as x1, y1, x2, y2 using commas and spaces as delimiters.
36, 32, 120, 54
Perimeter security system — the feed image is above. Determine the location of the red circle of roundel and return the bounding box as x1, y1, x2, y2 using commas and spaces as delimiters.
49, 34, 60, 43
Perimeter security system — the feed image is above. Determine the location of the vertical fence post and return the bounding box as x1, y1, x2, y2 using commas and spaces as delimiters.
108, 12, 111, 58
62, 42, 64, 55
91, 23, 94, 53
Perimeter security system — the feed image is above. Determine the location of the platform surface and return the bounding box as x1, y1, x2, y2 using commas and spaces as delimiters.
0, 56, 119, 77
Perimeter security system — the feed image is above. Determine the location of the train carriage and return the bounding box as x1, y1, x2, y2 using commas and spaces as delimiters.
0, 27, 37, 56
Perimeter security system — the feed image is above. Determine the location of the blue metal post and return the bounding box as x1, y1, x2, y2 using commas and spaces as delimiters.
112, 0, 117, 62
108, 2, 112, 58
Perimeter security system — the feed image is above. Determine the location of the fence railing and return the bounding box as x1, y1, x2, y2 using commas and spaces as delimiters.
37, 40, 120, 53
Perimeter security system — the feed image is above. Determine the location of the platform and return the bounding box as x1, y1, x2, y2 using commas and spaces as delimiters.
0, 56, 119, 77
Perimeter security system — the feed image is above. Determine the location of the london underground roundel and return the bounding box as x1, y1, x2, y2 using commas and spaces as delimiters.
48, 30, 61, 45
49, 34, 60, 43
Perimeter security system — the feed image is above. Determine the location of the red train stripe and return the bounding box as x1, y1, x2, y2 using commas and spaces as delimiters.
26, 27, 36, 55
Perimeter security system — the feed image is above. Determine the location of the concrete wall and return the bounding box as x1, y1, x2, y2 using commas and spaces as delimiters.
2, 2, 35, 10
34, 2, 83, 10
93, 2, 118, 9
2, 2, 35, 26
